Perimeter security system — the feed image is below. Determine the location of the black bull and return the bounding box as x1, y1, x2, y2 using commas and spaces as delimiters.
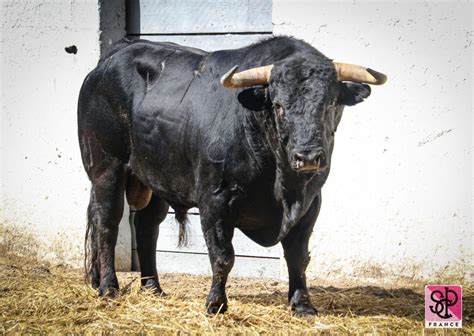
78, 36, 385, 315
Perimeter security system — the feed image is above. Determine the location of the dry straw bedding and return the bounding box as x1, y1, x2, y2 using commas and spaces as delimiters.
0, 253, 472, 335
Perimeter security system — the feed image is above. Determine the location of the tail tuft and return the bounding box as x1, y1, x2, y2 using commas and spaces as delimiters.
175, 209, 188, 247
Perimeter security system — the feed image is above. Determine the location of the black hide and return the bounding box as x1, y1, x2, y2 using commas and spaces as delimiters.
78, 36, 371, 315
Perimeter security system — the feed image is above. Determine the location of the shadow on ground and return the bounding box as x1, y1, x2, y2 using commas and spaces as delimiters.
233, 284, 473, 324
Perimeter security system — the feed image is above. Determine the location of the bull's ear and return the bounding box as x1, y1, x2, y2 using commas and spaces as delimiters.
338, 82, 371, 106
238, 87, 270, 111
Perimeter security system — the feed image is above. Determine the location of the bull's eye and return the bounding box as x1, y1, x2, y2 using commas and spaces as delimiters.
274, 103, 285, 120
329, 98, 337, 107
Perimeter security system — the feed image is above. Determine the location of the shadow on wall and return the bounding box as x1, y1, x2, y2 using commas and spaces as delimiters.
99, 0, 127, 56
125, 0, 140, 38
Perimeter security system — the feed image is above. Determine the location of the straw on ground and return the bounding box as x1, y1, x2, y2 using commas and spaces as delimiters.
0, 253, 472, 335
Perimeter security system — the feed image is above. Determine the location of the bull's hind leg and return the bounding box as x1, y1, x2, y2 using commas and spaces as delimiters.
281, 194, 321, 316
87, 160, 126, 297
133, 194, 169, 294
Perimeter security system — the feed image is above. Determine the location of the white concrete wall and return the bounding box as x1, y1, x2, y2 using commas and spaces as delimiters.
1, 0, 130, 269
1, 0, 472, 285
273, 0, 472, 284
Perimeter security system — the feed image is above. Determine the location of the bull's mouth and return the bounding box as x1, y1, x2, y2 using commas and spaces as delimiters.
292, 159, 328, 174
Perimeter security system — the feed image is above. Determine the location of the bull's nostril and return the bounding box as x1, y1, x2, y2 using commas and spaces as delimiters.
294, 153, 305, 161
293, 153, 304, 169
314, 151, 326, 166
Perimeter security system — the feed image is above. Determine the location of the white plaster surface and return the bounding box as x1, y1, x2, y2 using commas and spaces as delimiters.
273, 0, 473, 283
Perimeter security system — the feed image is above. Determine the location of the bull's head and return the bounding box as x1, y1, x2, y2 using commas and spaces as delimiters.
221, 56, 386, 174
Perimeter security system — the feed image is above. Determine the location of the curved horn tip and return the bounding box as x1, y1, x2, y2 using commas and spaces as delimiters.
367, 68, 388, 85
220, 65, 239, 87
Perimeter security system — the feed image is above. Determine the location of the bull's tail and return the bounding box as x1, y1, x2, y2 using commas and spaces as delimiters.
83, 196, 101, 286
83, 202, 93, 284
175, 209, 188, 247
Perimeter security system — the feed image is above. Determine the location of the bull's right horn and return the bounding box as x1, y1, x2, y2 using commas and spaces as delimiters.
333, 62, 387, 85
221, 64, 274, 88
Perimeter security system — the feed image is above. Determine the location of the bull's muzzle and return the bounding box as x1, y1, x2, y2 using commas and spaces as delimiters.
292, 149, 328, 173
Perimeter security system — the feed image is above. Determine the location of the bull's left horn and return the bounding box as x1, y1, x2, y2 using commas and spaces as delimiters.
221, 64, 274, 88
333, 62, 387, 85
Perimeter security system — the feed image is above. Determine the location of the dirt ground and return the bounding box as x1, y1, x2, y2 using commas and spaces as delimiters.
0, 253, 472, 335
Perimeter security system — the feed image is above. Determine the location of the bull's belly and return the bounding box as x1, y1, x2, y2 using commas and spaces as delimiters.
129, 154, 198, 209
129, 157, 286, 246
236, 216, 283, 247
238, 227, 282, 247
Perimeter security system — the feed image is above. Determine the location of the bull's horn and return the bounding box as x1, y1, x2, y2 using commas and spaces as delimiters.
221, 64, 274, 88
333, 62, 387, 85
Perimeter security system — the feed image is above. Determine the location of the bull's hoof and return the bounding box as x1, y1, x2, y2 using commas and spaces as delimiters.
206, 301, 228, 314
290, 289, 318, 316
143, 278, 166, 296
206, 290, 228, 314
292, 302, 318, 316
98, 286, 119, 299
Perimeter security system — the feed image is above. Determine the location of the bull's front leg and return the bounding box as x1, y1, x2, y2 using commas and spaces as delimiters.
201, 213, 235, 314
281, 194, 321, 316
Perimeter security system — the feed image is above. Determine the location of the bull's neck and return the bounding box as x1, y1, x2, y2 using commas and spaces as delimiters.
243, 109, 320, 242
273, 146, 317, 240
